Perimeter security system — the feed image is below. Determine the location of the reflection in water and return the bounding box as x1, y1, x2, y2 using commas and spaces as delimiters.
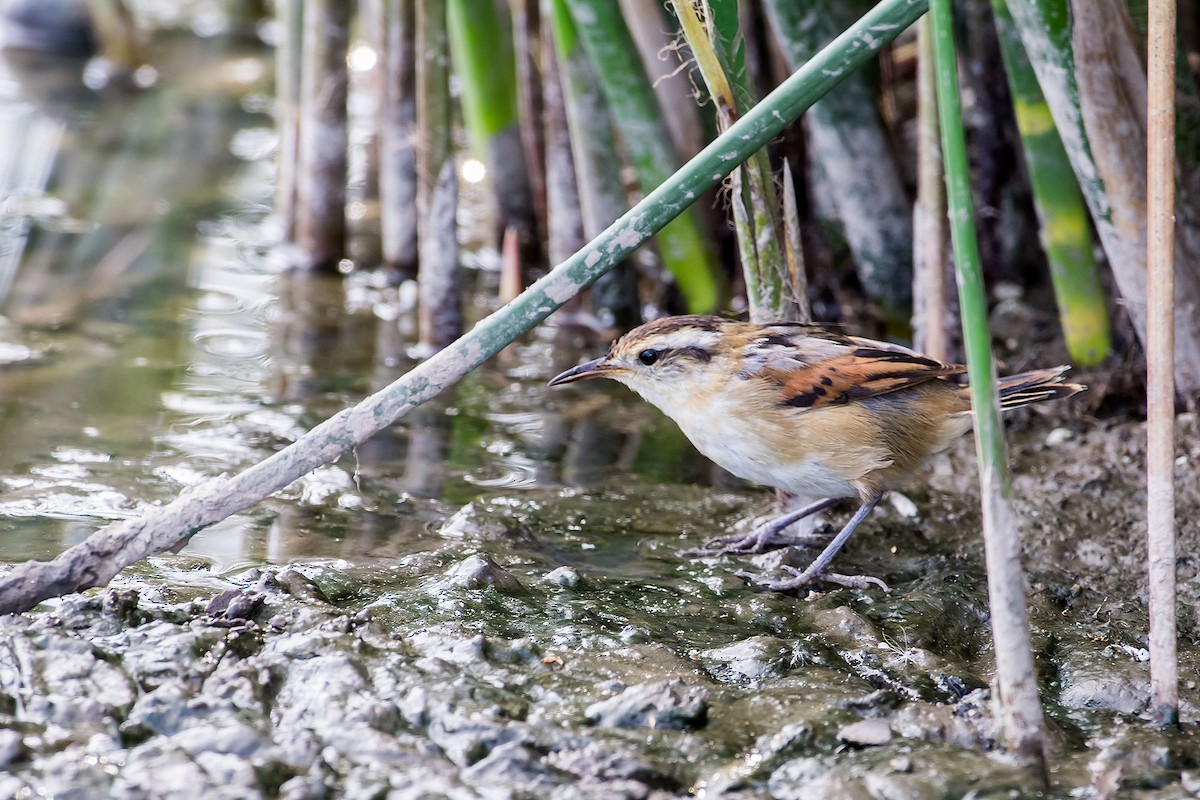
0, 28, 714, 573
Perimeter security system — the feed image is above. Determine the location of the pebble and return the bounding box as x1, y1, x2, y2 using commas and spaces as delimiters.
837, 718, 892, 747
543, 565, 582, 588
1045, 427, 1074, 447
585, 681, 709, 730
441, 554, 524, 591
888, 491, 919, 519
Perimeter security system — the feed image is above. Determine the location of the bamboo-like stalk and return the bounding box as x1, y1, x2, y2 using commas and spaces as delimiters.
547, 0, 639, 328
512, 0, 548, 228
275, 0, 303, 241
540, 5, 585, 270
419, 161, 462, 350
913, 16, 950, 363
447, 0, 537, 267
294, 0, 349, 271
379, 0, 419, 275
1146, 0, 1178, 728
929, 0, 1048, 777
563, 0, 724, 314
0, 0, 930, 616
416, 0, 461, 351
992, 0, 1110, 366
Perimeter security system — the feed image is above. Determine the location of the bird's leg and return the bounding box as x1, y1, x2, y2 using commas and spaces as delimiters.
683, 497, 840, 557
762, 494, 887, 591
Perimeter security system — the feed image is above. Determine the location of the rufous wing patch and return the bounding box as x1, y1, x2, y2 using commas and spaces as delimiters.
763, 347, 965, 409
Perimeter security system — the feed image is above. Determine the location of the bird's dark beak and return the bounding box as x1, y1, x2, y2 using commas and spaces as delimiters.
548, 357, 617, 386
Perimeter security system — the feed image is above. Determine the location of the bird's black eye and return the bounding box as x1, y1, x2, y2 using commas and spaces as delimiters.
637, 349, 660, 366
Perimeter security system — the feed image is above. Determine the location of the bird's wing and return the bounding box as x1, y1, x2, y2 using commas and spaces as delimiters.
741, 325, 966, 410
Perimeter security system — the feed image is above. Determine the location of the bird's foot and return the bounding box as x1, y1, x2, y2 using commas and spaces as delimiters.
680, 524, 824, 558
681, 498, 839, 557
741, 564, 890, 593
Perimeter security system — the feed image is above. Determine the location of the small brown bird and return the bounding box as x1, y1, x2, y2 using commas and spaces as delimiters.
549, 315, 1083, 591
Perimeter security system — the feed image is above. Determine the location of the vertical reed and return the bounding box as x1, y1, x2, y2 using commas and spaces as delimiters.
294, 0, 349, 271
913, 16, 950, 362
992, 0, 1110, 366
546, 0, 639, 327
563, 0, 723, 314
275, 0, 303, 241
1146, 0, 1178, 728
416, 0, 461, 351
380, 0, 419, 275
930, 0, 1048, 777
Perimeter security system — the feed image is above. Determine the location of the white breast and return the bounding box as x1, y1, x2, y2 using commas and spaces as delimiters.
630, 381, 860, 500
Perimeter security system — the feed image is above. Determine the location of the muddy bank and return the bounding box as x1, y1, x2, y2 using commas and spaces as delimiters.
0, 414, 1197, 798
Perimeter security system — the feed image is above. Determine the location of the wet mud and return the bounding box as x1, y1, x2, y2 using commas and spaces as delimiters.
1, 412, 1198, 799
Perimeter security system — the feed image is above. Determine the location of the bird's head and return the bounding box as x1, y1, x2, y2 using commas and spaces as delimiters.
548, 315, 735, 405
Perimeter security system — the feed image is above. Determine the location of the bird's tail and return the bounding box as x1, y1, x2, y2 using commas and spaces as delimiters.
996, 366, 1085, 410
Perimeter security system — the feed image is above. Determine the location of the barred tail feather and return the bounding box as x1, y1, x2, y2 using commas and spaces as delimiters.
996, 366, 1085, 410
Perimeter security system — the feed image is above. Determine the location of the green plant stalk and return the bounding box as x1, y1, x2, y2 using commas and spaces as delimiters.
563, 0, 724, 314
677, 0, 789, 321
447, 0, 536, 258
0, 0, 929, 615
992, 0, 1110, 366
932, 11, 1002, 489
446, 0, 518, 147
546, 0, 639, 326
702, 0, 785, 288
930, 0, 1047, 776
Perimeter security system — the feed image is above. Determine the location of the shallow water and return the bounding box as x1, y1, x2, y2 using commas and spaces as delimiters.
1, 25, 1200, 800
0, 30, 623, 571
